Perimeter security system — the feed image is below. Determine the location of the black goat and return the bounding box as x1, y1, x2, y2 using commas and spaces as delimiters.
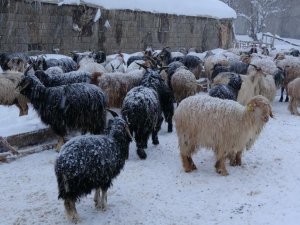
0, 52, 29, 71
209, 73, 243, 101
141, 69, 174, 133
55, 111, 132, 223
30, 56, 77, 73
183, 55, 201, 70
122, 86, 163, 159
273, 67, 288, 102
157, 47, 172, 66
211, 63, 230, 81
229, 61, 249, 75
167, 61, 184, 88
18, 68, 107, 150
34, 69, 101, 87
122, 69, 174, 159
290, 49, 300, 57
181, 55, 203, 79
127, 56, 147, 67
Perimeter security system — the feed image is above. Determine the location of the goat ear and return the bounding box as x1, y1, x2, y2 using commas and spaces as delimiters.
24, 64, 33, 76
106, 109, 118, 117
247, 103, 255, 112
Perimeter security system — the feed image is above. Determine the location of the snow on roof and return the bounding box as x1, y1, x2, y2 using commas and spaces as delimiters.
47, 0, 237, 19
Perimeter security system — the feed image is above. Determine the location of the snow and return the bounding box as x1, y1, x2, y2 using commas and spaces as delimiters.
50, 0, 237, 19
2, 22, 300, 224
0, 105, 48, 136
1, 96, 300, 224
104, 20, 111, 29
93, 8, 101, 22
235, 34, 300, 52
30, 54, 72, 60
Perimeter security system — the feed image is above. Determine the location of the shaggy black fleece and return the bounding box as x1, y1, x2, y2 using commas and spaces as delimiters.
209, 74, 243, 101
121, 86, 163, 159
34, 70, 94, 87
55, 117, 131, 201
141, 70, 175, 132
18, 72, 107, 137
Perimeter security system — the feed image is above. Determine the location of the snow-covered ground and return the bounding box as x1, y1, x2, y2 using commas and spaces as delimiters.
0, 92, 300, 225
1, 31, 300, 224
235, 34, 300, 52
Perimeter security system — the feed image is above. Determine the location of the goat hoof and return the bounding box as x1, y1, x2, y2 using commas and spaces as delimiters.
230, 161, 237, 166
152, 139, 159, 145
168, 125, 173, 133
230, 161, 241, 167
285, 98, 289, 102
67, 213, 80, 224
137, 148, 147, 159
217, 169, 229, 176
184, 165, 197, 173
279, 99, 283, 102
95, 202, 107, 211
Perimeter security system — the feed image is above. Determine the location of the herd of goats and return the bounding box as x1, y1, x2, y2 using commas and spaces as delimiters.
0, 46, 299, 222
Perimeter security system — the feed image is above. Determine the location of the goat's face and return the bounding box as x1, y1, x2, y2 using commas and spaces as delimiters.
0, 54, 10, 71
7, 57, 27, 72
274, 53, 285, 61
29, 57, 44, 71
247, 95, 273, 122
108, 117, 133, 142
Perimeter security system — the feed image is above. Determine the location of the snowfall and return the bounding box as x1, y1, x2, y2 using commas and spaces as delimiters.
1, 0, 300, 222
1, 38, 300, 225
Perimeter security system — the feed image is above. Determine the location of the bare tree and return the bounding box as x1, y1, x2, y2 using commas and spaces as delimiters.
221, 0, 289, 41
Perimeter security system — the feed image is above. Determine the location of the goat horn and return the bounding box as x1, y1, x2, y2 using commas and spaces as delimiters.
277, 66, 283, 71
249, 64, 261, 71
24, 64, 33, 76
145, 56, 157, 64
135, 62, 149, 71
106, 109, 118, 117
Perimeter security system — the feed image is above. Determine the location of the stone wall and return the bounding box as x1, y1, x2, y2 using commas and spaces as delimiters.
0, 0, 234, 54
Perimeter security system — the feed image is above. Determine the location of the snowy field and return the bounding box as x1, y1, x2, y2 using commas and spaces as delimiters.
1, 32, 300, 224
0, 92, 300, 225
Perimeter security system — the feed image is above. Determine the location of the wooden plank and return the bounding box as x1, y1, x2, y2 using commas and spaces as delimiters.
0, 142, 57, 163
5, 128, 57, 148
0, 137, 18, 154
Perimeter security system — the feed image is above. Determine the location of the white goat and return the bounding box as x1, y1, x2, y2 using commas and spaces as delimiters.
0, 72, 28, 116
171, 66, 202, 104
78, 57, 106, 74
287, 78, 300, 115
174, 94, 273, 176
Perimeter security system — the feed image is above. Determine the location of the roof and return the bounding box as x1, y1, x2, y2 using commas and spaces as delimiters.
43, 0, 237, 19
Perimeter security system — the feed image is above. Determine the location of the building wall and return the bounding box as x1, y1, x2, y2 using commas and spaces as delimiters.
0, 0, 234, 54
